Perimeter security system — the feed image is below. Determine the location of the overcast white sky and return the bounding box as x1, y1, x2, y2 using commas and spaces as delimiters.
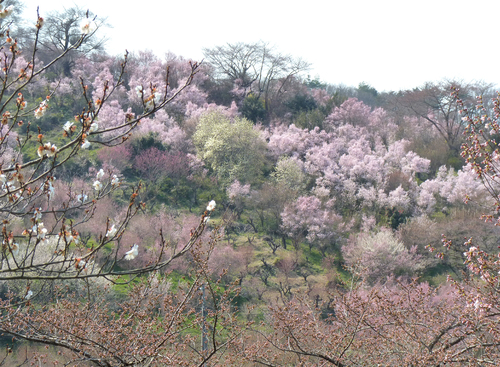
20, 0, 500, 92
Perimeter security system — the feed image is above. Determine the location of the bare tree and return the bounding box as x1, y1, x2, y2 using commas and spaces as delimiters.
25, 5, 109, 76
392, 80, 495, 153
203, 41, 310, 119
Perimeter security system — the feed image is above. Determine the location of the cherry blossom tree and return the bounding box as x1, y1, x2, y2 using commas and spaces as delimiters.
443, 87, 500, 317
270, 117, 429, 218
245, 182, 293, 250
237, 85, 500, 367
416, 164, 488, 213
0, 12, 201, 280
281, 196, 345, 254
226, 179, 251, 219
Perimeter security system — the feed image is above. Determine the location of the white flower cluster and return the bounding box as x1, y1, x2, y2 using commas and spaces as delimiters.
463, 246, 478, 258
36, 16, 44, 29
204, 200, 216, 223
80, 18, 96, 35
93, 180, 102, 191
31, 222, 48, 242
63, 121, 74, 134
34, 99, 49, 119
135, 85, 143, 98
22, 209, 49, 244
74, 257, 92, 271
470, 296, 492, 315
136, 85, 162, 109
106, 224, 117, 238
76, 193, 88, 203
124, 244, 138, 260
92, 169, 120, 192
1, 174, 22, 202
16, 93, 26, 109
93, 169, 104, 192
206, 200, 216, 211
0, 5, 14, 19
4, 232, 19, 257
10, 241, 19, 256
33, 207, 42, 221
58, 229, 80, 245
45, 177, 55, 200
4, 35, 17, 52
37, 142, 58, 158
145, 92, 162, 109
80, 122, 97, 149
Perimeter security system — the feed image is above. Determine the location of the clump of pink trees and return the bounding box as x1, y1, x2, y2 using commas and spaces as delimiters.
235, 88, 500, 367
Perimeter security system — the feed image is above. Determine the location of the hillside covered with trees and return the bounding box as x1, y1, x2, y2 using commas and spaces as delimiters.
1, 2, 500, 366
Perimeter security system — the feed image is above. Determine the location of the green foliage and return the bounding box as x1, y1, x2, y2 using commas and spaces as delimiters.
248, 183, 291, 236
305, 246, 326, 267
131, 133, 166, 154
193, 112, 268, 187
357, 82, 379, 107
202, 78, 235, 106
447, 155, 464, 171
357, 82, 378, 97
112, 274, 145, 296
107, 186, 127, 207
164, 271, 190, 292
387, 208, 410, 229
409, 135, 452, 175
240, 93, 266, 123
285, 94, 317, 114
330, 90, 348, 108
305, 76, 327, 90
157, 177, 197, 207
58, 149, 98, 180
292, 109, 326, 130
197, 186, 225, 210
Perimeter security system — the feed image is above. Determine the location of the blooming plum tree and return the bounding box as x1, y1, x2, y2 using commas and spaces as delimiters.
0, 5, 243, 366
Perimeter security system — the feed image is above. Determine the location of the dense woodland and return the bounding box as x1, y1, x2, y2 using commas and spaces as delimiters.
1, 2, 500, 366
